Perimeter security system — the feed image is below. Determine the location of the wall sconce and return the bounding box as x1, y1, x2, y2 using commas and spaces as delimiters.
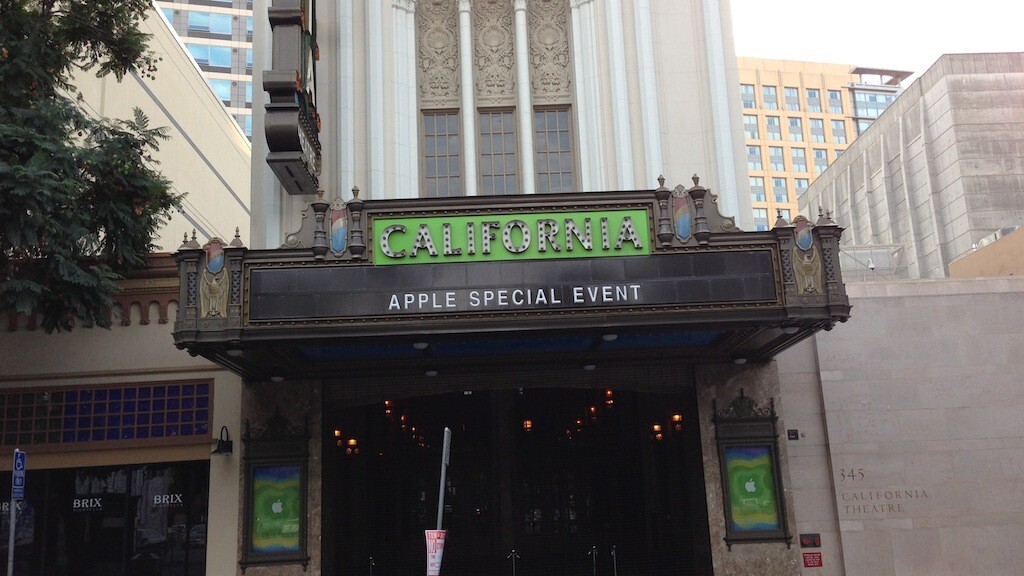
212, 426, 234, 456
522, 419, 533, 432
672, 413, 683, 432
651, 424, 664, 441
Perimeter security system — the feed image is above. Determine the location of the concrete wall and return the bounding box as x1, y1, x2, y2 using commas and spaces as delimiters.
799, 53, 1024, 279
781, 277, 1024, 575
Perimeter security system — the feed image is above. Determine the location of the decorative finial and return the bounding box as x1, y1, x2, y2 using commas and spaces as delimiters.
230, 226, 245, 248
235, 227, 241, 240
191, 229, 197, 242
316, 188, 325, 200
657, 175, 666, 188
183, 232, 188, 244
692, 174, 700, 186
351, 185, 360, 199
776, 208, 782, 218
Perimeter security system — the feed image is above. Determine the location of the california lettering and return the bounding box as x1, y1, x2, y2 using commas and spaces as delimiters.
372, 209, 651, 265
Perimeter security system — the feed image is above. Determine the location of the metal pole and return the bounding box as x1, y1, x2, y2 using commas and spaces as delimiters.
369, 556, 375, 576
435, 427, 452, 531
611, 545, 617, 576
588, 545, 598, 576
6, 499, 15, 576
507, 548, 520, 576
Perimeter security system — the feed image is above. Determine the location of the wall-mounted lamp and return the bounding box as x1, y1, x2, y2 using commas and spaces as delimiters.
212, 426, 233, 456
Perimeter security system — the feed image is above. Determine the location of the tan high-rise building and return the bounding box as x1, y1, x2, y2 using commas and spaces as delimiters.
737, 57, 909, 230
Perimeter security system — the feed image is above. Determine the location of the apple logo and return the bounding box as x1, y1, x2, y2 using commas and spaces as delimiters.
744, 479, 756, 493
272, 499, 283, 514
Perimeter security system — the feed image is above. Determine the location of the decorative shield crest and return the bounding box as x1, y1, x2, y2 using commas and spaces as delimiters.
205, 239, 225, 274
672, 190, 692, 241
330, 198, 347, 255
793, 216, 813, 252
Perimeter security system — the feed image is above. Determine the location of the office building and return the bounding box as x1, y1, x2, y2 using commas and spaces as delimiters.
156, 0, 256, 139
737, 58, 908, 232
800, 53, 1024, 280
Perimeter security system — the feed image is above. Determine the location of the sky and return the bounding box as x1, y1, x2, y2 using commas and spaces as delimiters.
731, 0, 1024, 80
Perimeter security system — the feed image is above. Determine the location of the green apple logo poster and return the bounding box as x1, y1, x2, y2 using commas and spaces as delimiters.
724, 445, 780, 531
251, 465, 302, 553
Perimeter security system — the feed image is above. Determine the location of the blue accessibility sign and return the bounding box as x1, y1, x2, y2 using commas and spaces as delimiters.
11, 450, 26, 501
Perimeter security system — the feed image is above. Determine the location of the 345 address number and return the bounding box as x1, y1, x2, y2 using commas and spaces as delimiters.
839, 468, 864, 481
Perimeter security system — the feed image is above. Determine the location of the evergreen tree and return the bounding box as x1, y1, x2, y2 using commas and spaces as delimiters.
0, 0, 183, 331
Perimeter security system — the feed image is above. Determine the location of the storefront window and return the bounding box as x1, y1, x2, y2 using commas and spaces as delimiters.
0, 461, 210, 575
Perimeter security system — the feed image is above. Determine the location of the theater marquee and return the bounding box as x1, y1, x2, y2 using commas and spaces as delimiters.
173, 179, 850, 381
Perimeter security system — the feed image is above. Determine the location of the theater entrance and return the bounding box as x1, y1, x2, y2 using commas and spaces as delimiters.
327, 386, 712, 576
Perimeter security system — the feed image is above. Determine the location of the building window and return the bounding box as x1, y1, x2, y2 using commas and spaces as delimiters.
765, 116, 781, 140
762, 85, 778, 110
795, 178, 809, 198
423, 112, 463, 197
747, 145, 762, 170
750, 176, 765, 202
479, 110, 518, 195
813, 148, 828, 174
246, 15, 253, 38
186, 43, 232, 68
743, 114, 759, 139
809, 118, 825, 143
768, 146, 785, 171
779, 208, 791, 221
772, 177, 788, 203
788, 117, 803, 142
828, 90, 843, 114
831, 119, 847, 144
0, 382, 211, 447
753, 208, 769, 231
534, 108, 574, 193
209, 78, 232, 104
784, 87, 799, 111
854, 91, 897, 119
741, 84, 755, 109
857, 119, 873, 135
806, 88, 821, 112
160, 7, 174, 23
791, 148, 807, 172
244, 81, 253, 107
241, 115, 252, 138
835, 149, 844, 157
188, 11, 232, 36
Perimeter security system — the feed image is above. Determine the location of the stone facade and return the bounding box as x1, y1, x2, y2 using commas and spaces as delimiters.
799, 53, 1024, 279
778, 276, 1024, 575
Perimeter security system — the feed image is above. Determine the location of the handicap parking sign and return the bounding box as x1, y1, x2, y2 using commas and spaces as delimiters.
11, 450, 26, 501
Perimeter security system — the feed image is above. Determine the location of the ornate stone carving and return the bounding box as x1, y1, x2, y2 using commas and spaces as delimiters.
473, 0, 515, 106
528, 0, 571, 103
418, 0, 460, 108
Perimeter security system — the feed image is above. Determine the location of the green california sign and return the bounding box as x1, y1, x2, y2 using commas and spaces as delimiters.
372, 209, 651, 265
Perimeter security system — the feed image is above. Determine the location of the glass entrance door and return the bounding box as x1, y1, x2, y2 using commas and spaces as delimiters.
330, 388, 711, 576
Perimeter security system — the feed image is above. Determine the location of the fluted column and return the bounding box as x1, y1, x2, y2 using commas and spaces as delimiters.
393, 0, 412, 198
634, 0, 662, 187
580, 0, 605, 189
407, 1, 419, 196
367, 0, 385, 197
513, 0, 536, 194
392, 0, 419, 198
569, 0, 591, 191
338, 0, 355, 200
458, 0, 477, 195
702, 0, 739, 219
605, 0, 633, 189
